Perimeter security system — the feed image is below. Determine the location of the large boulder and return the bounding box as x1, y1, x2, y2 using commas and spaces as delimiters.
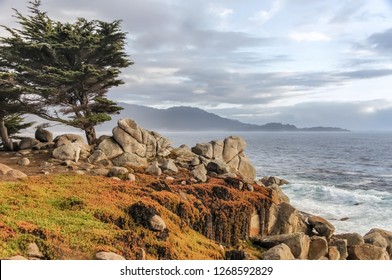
262, 244, 295, 260
334, 233, 364, 246
253, 232, 310, 259
19, 137, 40, 150
307, 215, 335, 239
6, 169, 28, 179
268, 202, 309, 235
111, 119, 172, 160
267, 184, 290, 204
35, 127, 53, 143
54, 134, 91, 159
192, 164, 208, 182
364, 228, 392, 257
0, 163, 12, 175
329, 238, 348, 259
161, 159, 178, 173
347, 244, 389, 260
191, 143, 213, 159
222, 136, 246, 162
97, 137, 124, 159
53, 143, 81, 162
237, 154, 256, 180
112, 152, 148, 168
308, 236, 328, 260
191, 136, 256, 180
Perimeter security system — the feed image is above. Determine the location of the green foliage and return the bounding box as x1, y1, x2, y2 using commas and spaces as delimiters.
0, 0, 133, 144
4, 114, 35, 137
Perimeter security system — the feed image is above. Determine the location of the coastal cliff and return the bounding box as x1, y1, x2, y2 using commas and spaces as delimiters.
0, 119, 390, 260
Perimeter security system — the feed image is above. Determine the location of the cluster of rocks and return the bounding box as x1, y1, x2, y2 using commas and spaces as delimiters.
48, 118, 257, 182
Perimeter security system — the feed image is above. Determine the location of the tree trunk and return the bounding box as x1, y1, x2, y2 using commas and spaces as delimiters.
84, 126, 97, 145
0, 117, 14, 151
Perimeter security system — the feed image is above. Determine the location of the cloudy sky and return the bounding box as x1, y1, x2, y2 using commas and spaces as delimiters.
1, 0, 392, 130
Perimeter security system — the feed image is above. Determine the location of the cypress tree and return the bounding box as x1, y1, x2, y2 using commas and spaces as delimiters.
0, 0, 133, 144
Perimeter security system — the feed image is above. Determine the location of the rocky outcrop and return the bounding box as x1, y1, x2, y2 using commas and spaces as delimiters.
53, 134, 91, 162
190, 136, 256, 180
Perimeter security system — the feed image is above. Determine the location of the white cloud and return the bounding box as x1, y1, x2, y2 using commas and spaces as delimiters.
249, 0, 282, 24
208, 4, 234, 19
289, 31, 331, 42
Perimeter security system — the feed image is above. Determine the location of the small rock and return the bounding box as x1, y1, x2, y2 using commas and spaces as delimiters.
91, 168, 109, 176
19, 138, 40, 150
145, 161, 162, 176
246, 184, 254, 192
111, 177, 121, 181
95, 251, 125, 260
165, 176, 175, 181
18, 150, 31, 156
128, 173, 136, 182
74, 170, 85, 175
161, 159, 178, 173
78, 163, 95, 171
136, 248, 146, 260
181, 180, 187, 185
27, 243, 43, 259
192, 164, 207, 182
149, 215, 167, 232
107, 167, 129, 178
206, 160, 230, 174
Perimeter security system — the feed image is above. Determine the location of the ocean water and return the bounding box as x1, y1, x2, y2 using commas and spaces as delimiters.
164, 131, 392, 235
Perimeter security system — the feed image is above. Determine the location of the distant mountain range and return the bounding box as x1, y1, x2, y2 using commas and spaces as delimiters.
94, 103, 349, 132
